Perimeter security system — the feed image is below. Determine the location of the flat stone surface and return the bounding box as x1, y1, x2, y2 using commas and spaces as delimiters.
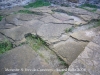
70, 27, 100, 41
0, 19, 6, 28
0, 26, 35, 41
0, 6, 100, 75
0, 18, 16, 29
0, 20, 43, 41
0, 45, 59, 75
0, 45, 37, 75
0, 18, 15, 29
65, 33, 100, 75
52, 38, 88, 65
17, 13, 34, 21
37, 23, 72, 44
52, 12, 86, 25
54, 6, 100, 22
40, 15, 65, 23
92, 33, 100, 46
5, 14, 19, 25
29, 6, 53, 14
5, 14, 33, 26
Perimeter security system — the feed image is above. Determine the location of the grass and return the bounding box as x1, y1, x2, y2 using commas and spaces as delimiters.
81, 3, 97, 8
0, 40, 13, 54
58, 57, 69, 68
25, 34, 48, 51
65, 26, 74, 33
0, 15, 3, 21
93, 20, 100, 27
61, 4, 69, 7
60, 71, 66, 75
79, 3, 97, 12
88, 20, 100, 29
97, 20, 100, 25
57, 56, 68, 75
18, 42, 28, 46
24, 0, 50, 8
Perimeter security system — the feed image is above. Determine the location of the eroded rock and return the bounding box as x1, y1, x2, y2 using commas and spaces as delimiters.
37, 23, 72, 44
70, 27, 100, 41
52, 38, 88, 65
54, 7, 100, 22
0, 45, 60, 75
64, 33, 100, 75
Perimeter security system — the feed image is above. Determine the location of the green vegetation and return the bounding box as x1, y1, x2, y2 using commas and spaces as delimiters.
58, 57, 69, 68
88, 20, 100, 29
0, 40, 13, 54
25, 34, 48, 51
60, 71, 66, 75
97, 20, 100, 25
61, 4, 69, 7
65, 27, 74, 33
81, 3, 97, 8
0, 16, 3, 21
79, 3, 97, 12
93, 20, 100, 27
58, 56, 68, 74
24, 0, 50, 8
18, 42, 28, 46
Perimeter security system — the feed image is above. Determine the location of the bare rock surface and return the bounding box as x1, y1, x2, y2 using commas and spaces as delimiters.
52, 12, 86, 25
70, 27, 100, 41
0, 19, 44, 41
52, 38, 88, 65
0, 6, 100, 44
0, 45, 60, 75
0, 6, 100, 75
64, 33, 100, 75
37, 23, 72, 44
54, 6, 100, 22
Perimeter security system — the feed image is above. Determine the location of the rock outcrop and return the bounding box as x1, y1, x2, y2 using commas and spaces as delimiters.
0, 45, 60, 75
64, 32, 100, 75
0, 6, 100, 75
